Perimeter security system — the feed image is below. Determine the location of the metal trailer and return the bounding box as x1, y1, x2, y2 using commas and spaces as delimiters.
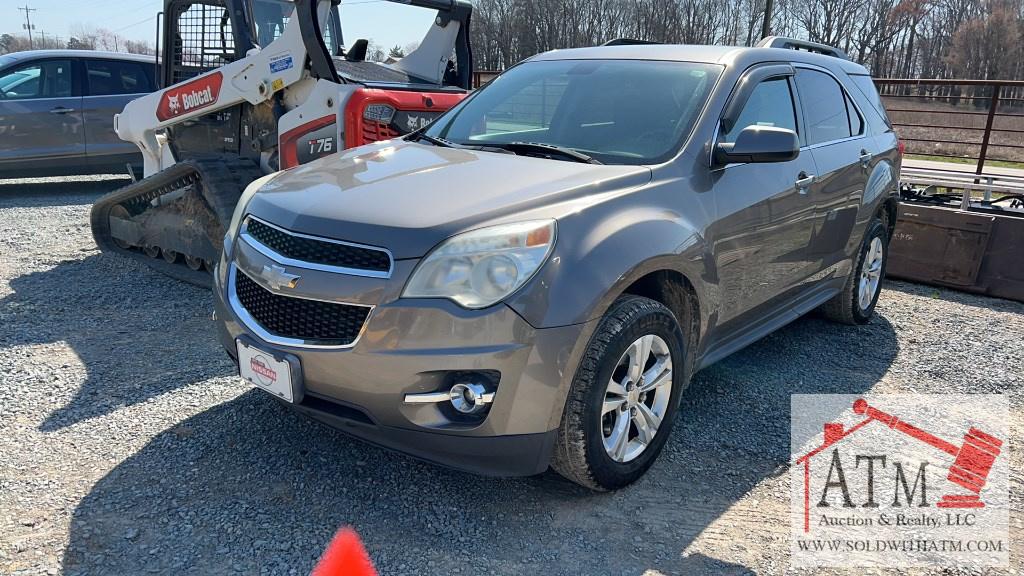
889, 165, 1024, 302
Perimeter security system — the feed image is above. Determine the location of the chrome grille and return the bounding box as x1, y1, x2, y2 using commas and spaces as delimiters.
243, 217, 391, 276
233, 270, 370, 346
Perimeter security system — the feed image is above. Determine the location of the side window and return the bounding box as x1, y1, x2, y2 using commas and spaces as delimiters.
0, 60, 72, 100
85, 60, 154, 96
846, 93, 864, 136
720, 77, 797, 144
848, 74, 892, 128
795, 68, 851, 145
252, 0, 291, 47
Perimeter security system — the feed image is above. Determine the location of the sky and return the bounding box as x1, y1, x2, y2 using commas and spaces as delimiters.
5, 0, 435, 53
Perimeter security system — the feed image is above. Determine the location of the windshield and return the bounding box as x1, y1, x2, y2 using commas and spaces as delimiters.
0, 70, 35, 91
252, 0, 340, 51
425, 59, 722, 165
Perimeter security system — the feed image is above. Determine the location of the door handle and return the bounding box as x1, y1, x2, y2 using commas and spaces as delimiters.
49, 107, 75, 114
795, 172, 816, 193
858, 149, 873, 167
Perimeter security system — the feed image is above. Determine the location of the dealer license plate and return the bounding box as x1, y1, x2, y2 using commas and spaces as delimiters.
237, 339, 296, 403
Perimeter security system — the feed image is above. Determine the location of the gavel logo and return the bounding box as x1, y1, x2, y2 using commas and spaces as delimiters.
851, 398, 1002, 508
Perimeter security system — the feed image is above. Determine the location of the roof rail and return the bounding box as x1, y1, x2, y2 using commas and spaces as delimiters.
756, 36, 849, 60
602, 38, 661, 46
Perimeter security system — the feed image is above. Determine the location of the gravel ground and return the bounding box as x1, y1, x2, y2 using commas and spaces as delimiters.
1, 175, 1022, 576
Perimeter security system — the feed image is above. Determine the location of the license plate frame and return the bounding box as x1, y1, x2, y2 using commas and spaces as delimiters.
236, 336, 304, 403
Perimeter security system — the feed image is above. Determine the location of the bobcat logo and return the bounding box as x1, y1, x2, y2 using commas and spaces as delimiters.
167, 94, 181, 115
405, 114, 430, 131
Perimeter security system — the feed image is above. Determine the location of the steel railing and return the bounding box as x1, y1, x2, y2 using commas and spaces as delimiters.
874, 78, 1024, 175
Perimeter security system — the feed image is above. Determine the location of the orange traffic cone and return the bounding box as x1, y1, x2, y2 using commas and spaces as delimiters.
311, 527, 377, 576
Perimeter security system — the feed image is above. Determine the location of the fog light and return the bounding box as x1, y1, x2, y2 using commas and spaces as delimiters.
449, 382, 494, 414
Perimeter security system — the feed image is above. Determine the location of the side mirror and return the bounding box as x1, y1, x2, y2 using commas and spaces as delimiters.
714, 125, 799, 166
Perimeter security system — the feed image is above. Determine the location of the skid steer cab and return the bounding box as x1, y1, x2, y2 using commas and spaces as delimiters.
92, 0, 473, 285
142, 0, 472, 174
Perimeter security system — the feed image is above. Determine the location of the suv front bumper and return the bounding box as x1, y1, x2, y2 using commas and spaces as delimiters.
213, 260, 595, 476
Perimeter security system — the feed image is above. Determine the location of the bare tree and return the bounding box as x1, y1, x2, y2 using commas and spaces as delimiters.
468, 0, 1024, 80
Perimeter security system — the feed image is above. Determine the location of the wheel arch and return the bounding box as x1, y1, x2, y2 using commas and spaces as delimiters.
550, 255, 710, 428
507, 203, 716, 432
618, 268, 702, 382
879, 196, 898, 240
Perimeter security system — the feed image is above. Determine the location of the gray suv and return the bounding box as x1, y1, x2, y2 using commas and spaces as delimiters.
213, 38, 899, 490
0, 50, 155, 178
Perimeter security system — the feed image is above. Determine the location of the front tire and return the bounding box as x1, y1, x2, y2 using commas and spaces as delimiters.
820, 217, 888, 325
552, 295, 688, 491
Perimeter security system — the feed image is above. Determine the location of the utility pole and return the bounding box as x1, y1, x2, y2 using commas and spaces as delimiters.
19, 5, 37, 50
761, 0, 774, 40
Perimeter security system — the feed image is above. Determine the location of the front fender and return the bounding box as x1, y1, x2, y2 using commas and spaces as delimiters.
506, 201, 713, 331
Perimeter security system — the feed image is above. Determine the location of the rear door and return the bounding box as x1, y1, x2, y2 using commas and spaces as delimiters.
793, 66, 872, 274
0, 58, 84, 175
709, 68, 819, 331
81, 58, 155, 171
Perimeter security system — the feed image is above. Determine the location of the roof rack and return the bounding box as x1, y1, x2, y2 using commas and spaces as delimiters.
602, 38, 661, 47
756, 36, 849, 60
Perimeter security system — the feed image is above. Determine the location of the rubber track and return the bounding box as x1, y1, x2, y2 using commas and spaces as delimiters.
90, 156, 264, 289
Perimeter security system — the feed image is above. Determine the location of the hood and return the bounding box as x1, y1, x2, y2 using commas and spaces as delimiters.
245, 141, 652, 259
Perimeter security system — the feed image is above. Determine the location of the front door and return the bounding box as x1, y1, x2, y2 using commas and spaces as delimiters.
708, 73, 818, 331
0, 58, 84, 175
81, 58, 155, 171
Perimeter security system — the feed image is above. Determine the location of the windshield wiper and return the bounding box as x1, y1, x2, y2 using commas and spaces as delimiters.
406, 129, 457, 148
493, 142, 603, 164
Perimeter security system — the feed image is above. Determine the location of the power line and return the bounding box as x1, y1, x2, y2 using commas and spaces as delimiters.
112, 14, 157, 34
19, 4, 37, 50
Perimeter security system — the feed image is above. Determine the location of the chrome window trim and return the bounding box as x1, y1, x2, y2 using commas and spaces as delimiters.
240, 215, 394, 279
227, 264, 374, 350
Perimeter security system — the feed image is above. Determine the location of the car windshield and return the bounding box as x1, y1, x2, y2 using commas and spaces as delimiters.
424, 59, 722, 165
0, 71, 34, 91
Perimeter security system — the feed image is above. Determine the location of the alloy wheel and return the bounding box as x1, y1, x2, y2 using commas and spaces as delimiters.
858, 236, 884, 311
601, 334, 673, 463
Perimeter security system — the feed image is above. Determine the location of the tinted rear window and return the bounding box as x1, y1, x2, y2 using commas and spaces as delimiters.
85, 59, 154, 96
795, 68, 852, 145
849, 74, 892, 128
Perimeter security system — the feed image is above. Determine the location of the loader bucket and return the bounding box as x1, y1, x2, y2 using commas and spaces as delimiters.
887, 202, 1024, 303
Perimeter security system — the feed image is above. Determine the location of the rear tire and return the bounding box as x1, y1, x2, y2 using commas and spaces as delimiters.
552, 295, 688, 491
820, 218, 888, 325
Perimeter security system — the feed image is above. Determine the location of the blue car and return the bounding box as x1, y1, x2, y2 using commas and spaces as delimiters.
0, 50, 156, 178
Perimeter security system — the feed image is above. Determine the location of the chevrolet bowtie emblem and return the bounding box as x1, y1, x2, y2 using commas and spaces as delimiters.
259, 264, 300, 290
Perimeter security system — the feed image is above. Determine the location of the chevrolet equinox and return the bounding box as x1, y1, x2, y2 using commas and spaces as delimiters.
213, 38, 900, 490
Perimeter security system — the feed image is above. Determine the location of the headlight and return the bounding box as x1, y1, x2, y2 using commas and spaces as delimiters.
403, 220, 556, 309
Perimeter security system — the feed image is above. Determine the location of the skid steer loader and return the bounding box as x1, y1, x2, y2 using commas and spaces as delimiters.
90, 0, 472, 286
